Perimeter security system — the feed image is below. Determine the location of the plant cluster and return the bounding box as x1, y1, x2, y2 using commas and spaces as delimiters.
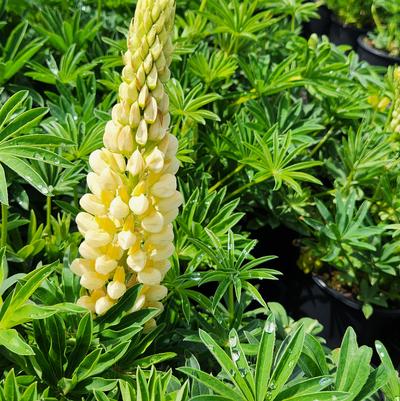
324, 0, 373, 28
0, 0, 399, 400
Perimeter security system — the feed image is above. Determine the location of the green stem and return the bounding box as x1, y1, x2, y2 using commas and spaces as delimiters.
46, 196, 52, 235
199, 0, 207, 12
291, 13, 296, 32
209, 164, 245, 193
228, 284, 234, 326
1, 203, 8, 248
309, 126, 334, 158
226, 176, 267, 201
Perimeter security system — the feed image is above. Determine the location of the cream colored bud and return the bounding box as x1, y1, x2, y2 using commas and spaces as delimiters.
130, 294, 146, 312
156, 191, 183, 212
129, 194, 149, 215
118, 125, 134, 153
79, 241, 101, 260
145, 284, 168, 301
127, 249, 147, 272
109, 196, 130, 220
76, 212, 99, 234
148, 224, 174, 245
112, 102, 130, 126
147, 64, 158, 89
136, 119, 148, 145
159, 94, 169, 114
136, 64, 146, 88
138, 267, 162, 285
107, 280, 126, 300
99, 168, 121, 192
103, 121, 120, 151
161, 112, 170, 131
129, 101, 141, 128
80, 194, 107, 215
144, 96, 158, 124
159, 67, 171, 82
71, 258, 90, 276
87, 172, 102, 197
146, 301, 164, 315
77, 295, 95, 312
150, 174, 176, 198
150, 242, 175, 261
163, 208, 179, 224
148, 116, 166, 141
166, 134, 179, 157
126, 149, 144, 176
150, 37, 162, 61
122, 49, 132, 65
145, 147, 164, 172
155, 260, 171, 277
85, 229, 112, 247
95, 255, 118, 275
143, 53, 153, 74
119, 81, 138, 102
95, 296, 115, 315
122, 64, 135, 83
117, 230, 137, 250
80, 271, 108, 290
141, 211, 164, 233
89, 150, 108, 174
163, 157, 180, 174
138, 85, 149, 109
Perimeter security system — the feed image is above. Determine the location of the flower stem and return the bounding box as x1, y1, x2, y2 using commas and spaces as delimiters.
46, 196, 52, 235
228, 284, 234, 326
1, 203, 8, 248
309, 127, 334, 158
209, 164, 244, 193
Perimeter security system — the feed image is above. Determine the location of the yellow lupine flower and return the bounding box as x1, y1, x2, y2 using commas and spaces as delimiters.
72, 0, 181, 316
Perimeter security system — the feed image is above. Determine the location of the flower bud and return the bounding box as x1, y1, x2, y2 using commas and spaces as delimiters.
163, 157, 180, 174
87, 172, 102, 197
129, 194, 149, 215
144, 96, 158, 123
127, 249, 147, 271
145, 284, 168, 301
126, 149, 144, 176
81, 271, 108, 290
138, 267, 162, 285
118, 126, 134, 153
85, 229, 112, 248
103, 121, 120, 152
129, 101, 141, 128
89, 150, 108, 174
156, 191, 183, 212
141, 211, 164, 233
147, 224, 174, 245
136, 119, 148, 145
77, 295, 95, 312
76, 212, 99, 234
122, 64, 135, 82
117, 230, 137, 250
79, 241, 101, 259
119, 81, 138, 102
145, 147, 164, 172
150, 242, 175, 261
163, 208, 179, 224
107, 266, 126, 299
130, 294, 146, 312
150, 174, 176, 198
95, 296, 115, 315
165, 134, 178, 157
71, 258, 92, 276
80, 194, 107, 215
147, 64, 158, 89
109, 196, 130, 219
95, 255, 118, 274
138, 85, 149, 108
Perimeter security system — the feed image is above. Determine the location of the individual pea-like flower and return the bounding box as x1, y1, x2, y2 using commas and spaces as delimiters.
390, 67, 400, 133
71, 0, 182, 318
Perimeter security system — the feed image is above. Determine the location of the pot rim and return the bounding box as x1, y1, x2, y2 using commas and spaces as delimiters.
312, 275, 400, 317
357, 35, 400, 63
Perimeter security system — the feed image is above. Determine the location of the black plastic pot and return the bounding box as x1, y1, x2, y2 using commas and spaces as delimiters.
303, 5, 331, 37
329, 15, 366, 49
298, 275, 400, 366
357, 36, 400, 67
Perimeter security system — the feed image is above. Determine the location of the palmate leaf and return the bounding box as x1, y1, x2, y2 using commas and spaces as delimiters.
167, 79, 220, 124
242, 130, 321, 194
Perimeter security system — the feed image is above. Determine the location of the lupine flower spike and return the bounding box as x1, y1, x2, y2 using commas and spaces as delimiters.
71, 0, 181, 327
391, 67, 400, 133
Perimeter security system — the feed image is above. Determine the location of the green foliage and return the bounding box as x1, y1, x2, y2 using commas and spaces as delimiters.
325, 0, 373, 28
